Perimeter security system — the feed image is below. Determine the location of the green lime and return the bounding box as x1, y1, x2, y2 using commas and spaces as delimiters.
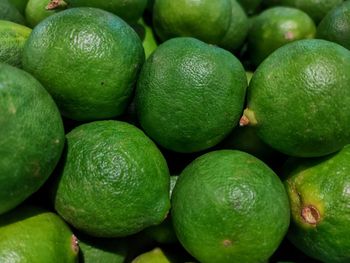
153, 0, 231, 44
284, 144, 350, 263
78, 233, 127, 263
0, 63, 64, 215
0, 206, 78, 262
143, 176, 178, 244
65, 0, 147, 23
0, 20, 31, 67
136, 37, 247, 153
0, 0, 26, 24
172, 150, 290, 263
25, 0, 67, 27
53, 120, 170, 237
219, 0, 249, 51
317, 1, 350, 51
22, 7, 144, 121
132, 248, 171, 263
132, 18, 158, 59
247, 6, 315, 66
242, 39, 350, 157
262, 0, 343, 23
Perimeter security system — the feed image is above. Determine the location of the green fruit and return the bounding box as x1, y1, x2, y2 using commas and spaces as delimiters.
0, 20, 31, 67
144, 176, 178, 244
65, 0, 147, 23
317, 1, 350, 51
0, 206, 78, 262
237, 0, 261, 15
53, 120, 170, 237
78, 233, 127, 263
0, 0, 26, 24
242, 39, 350, 157
25, 0, 67, 27
172, 150, 290, 263
0, 63, 64, 215
262, 0, 343, 23
132, 248, 171, 263
219, 0, 249, 51
22, 7, 144, 121
136, 37, 247, 153
153, 0, 231, 44
247, 6, 315, 66
284, 145, 350, 263
132, 18, 158, 58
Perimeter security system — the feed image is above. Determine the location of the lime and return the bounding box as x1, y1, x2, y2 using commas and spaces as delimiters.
22, 7, 144, 121
53, 120, 170, 237
0, 63, 64, 215
242, 39, 350, 157
136, 37, 247, 153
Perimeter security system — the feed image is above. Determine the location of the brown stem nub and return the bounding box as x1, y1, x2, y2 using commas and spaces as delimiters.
71, 235, 79, 254
239, 115, 250, 127
301, 205, 320, 225
46, 0, 67, 10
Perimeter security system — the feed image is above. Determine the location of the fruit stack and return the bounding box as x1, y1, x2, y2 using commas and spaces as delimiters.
1, 0, 350, 262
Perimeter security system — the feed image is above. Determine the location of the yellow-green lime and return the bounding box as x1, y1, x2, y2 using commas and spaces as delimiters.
53, 120, 170, 237
136, 37, 247, 153
132, 248, 171, 263
0, 206, 78, 262
22, 7, 144, 121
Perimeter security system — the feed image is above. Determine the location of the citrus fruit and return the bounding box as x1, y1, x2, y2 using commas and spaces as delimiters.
65, 0, 147, 23
136, 37, 247, 153
132, 18, 158, 58
25, 0, 67, 27
219, 0, 249, 51
0, 20, 31, 67
0, 0, 26, 24
262, 0, 343, 23
247, 6, 315, 66
241, 39, 350, 157
144, 175, 178, 244
317, 1, 350, 51
0, 63, 64, 215
78, 233, 127, 263
284, 144, 350, 263
53, 120, 170, 237
132, 248, 171, 263
0, 206, 78, 262
171, 150, 290, 263
22, 7, 144, 121
153, 0, 231, 44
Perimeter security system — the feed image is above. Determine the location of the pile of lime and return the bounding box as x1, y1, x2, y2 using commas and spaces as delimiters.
1, 0, 350, 262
